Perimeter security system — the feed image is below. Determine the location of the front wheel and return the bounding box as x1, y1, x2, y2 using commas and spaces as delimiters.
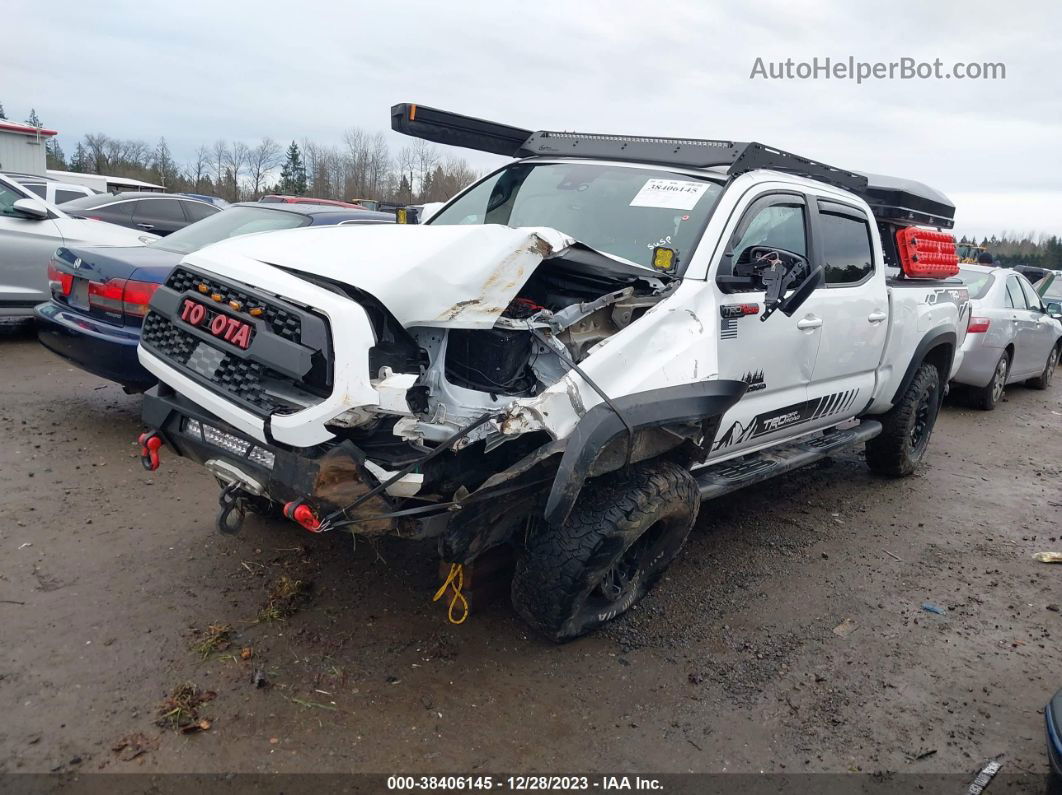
511, 460, 699, 642
1027, 343, 1059, 390
866, 362, 942, 477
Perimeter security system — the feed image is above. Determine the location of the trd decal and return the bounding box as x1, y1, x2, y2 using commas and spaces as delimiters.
720, 303, 759, 340
926, 286, 970, 321
740, 370, 766, 392
712, 388, 860, 451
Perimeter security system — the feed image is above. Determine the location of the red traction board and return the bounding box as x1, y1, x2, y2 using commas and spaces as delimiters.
895, 227, 959, 279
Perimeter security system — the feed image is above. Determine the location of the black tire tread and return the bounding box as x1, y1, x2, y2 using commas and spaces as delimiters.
970, 351, 1009, 410
865, 362, 940, 477
1027, 343, 1060, 390
511, 460, 698, 642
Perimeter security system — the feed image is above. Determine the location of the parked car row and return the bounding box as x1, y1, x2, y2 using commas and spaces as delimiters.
35, 201, 393, 389
0, 173, 157, 319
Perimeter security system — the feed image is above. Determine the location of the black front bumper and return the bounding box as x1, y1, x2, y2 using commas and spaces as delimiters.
142, 386, 323, 505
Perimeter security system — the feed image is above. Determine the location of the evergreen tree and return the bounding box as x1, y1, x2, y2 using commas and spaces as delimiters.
0, 101, 6, 120
69, 142, 88, 173
26, 108, 41, 128
278, 141, 307, 195
153, 137, 178, 187
46, 138, 66, 170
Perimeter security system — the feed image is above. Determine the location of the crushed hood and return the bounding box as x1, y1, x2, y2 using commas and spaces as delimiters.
184, 224, 575, 329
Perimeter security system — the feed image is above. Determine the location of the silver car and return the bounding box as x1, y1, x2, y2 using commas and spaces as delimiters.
0, 174, 156, 320
952, 264, 1062, 409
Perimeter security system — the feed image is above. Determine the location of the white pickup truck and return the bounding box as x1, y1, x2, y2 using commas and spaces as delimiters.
136, 104, 968, 640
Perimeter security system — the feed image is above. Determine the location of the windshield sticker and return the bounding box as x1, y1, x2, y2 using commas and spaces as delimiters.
629, 179, 710, 210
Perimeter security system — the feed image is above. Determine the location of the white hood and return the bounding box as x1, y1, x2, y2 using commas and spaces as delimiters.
184, 224, 575, 329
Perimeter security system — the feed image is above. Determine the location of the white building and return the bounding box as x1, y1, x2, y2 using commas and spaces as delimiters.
0, 120, 57, 175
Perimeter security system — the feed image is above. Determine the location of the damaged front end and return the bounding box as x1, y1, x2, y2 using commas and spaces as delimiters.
138, 223, 744, 558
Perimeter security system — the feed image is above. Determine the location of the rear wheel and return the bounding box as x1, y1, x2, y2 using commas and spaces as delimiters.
511, 460, 698, 642
971, 351, 1009, 410
1027, 343, 1059, 390
866, 362, 941, 477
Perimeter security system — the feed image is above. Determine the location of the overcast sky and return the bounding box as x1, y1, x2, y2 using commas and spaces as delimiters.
6, 0, 1062, 238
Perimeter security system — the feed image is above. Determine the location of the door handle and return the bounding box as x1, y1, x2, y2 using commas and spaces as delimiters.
136, 223, 155, 230
796, 316, 823, 330
867, 311, 887, 323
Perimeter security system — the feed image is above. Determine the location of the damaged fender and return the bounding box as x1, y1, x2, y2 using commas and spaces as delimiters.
543, 379, 748, 527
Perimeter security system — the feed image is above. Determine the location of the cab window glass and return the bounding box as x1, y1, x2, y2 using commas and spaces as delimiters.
819, 212, 874, 284
732, 204, 807, 257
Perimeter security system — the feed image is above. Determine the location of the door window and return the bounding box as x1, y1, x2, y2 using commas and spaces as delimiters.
818, 211, 874, 285
23, 183, 47, 199
731, 202, 807, 257
0, 182, 24, 216
1018, 276, 1043, 311
137, 199, 186, 223
183, 201, 218, 222
55, 189, 85, 205
1004, 277, 1022, 308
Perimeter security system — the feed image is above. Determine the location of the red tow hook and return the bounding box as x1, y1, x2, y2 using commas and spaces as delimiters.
283, 500, 322, 533
137, 431, 163, 471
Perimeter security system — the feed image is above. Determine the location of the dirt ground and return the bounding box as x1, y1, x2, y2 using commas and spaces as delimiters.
1, 322, 1059, 783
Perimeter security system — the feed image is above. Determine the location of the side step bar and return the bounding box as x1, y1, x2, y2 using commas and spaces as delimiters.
694, 420, 882, 501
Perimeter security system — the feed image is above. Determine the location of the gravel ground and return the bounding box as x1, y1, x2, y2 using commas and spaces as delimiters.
1, 323, 1059, 784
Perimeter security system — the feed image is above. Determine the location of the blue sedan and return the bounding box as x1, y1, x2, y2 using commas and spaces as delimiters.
36, 202, 393, 391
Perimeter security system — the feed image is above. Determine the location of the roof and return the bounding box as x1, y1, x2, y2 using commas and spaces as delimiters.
231, 201, 394, 221
392, 102, 956, 228
0, 120, 58, 137
259, 195, 366, 209
60, 191, 216, 210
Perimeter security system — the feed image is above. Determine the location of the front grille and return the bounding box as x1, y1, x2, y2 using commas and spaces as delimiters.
143, 267, 335, 418
143, 313, 300, 413
167, 268, 302, 342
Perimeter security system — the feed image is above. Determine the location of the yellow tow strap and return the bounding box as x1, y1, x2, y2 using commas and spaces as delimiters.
433, 562, 469, 625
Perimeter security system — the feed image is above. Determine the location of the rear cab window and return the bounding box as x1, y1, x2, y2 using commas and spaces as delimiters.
817, 203, 874, 285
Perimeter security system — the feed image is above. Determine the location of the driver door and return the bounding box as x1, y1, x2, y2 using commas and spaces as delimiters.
707, 192, 821, 459
0, 180, 63, 312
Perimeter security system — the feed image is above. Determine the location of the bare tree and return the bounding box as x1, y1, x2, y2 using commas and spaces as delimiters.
211, 139, 227, 194
190, 145, 211, 192
246, 138, 281, 198
83, 133, 109, 174
224, 141, 249, 201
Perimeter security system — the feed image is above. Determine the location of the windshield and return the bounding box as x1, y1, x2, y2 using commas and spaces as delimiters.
151, 206, 310, 255
958, 267, 995, 299
429, 162, 723, 269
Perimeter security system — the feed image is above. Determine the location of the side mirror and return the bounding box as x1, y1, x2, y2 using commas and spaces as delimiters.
12, 198, 49, 220
1048, 302, 1062, 319
732, 247, 818, 320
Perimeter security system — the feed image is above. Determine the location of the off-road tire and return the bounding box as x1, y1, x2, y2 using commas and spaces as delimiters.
866, 362, 942, 477
1027, 343, 1059, 390
511, 460, 699, 642
970, 351, 1009, 410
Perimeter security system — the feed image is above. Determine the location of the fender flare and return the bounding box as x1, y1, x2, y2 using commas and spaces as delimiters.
891, 328, 956, 405
544, 379, 747, 527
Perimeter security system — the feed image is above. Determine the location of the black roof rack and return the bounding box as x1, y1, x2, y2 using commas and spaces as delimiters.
392, 103, 953, 227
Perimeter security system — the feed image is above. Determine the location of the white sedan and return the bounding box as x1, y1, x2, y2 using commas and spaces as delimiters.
0, 173, 157, 320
